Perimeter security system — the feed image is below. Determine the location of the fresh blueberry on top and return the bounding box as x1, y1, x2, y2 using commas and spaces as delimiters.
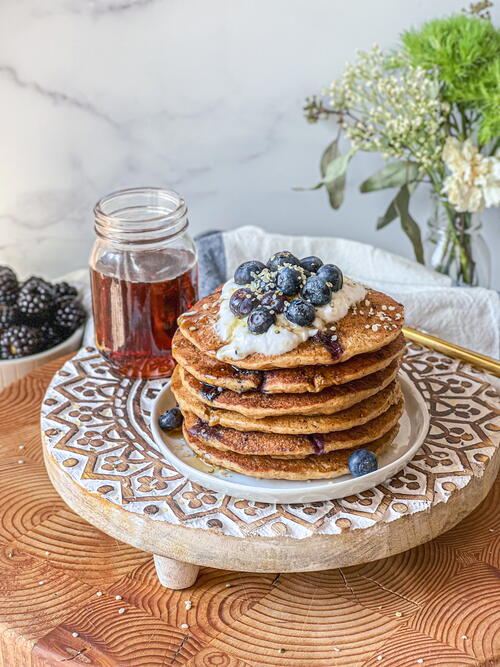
300, 256, 323, 273
234, 260, 266, 285
260, 290, 286, 313
285, 299, 316, 327
159, 407, 184, 431
276, 267, 302, 296
267, 251, 301, 271
301, 276, 332, 306
247, 307, 276, 334
317, 264, 343, 292
348, 449, 378, 477
229, 288, 257, 317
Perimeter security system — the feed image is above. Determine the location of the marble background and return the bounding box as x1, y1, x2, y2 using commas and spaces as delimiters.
0, 0, 498, 287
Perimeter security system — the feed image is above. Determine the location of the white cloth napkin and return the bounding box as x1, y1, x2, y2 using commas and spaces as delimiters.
222, 226, 500, 359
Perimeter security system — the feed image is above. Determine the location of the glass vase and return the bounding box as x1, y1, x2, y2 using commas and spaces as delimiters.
425, 195, 491, 288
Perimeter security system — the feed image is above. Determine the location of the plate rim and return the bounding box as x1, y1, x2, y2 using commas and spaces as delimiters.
150, 370, 430, 503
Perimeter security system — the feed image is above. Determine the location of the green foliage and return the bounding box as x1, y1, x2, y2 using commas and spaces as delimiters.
401, 14, 500, 143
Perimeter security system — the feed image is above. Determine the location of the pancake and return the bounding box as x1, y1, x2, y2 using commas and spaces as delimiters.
172, 372, 402, 434
183, 398, 404, 458
183, 423, 400, 480
172, 330, 405, 394
178, 288, 404, 370
176, 360, 400, 417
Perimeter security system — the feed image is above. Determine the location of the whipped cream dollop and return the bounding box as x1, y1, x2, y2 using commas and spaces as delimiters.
214, 277, 366, 360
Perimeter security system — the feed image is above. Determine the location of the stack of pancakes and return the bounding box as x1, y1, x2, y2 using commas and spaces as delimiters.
170, 285, 406, 481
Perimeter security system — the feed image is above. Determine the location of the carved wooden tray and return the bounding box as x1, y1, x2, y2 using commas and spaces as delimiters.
41, 343, 500, 589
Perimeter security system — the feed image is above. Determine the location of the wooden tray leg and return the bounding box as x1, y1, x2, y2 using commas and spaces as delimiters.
153, 554, 199, 589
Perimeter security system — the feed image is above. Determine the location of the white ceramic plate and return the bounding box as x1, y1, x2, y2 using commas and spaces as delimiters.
150, 371, 429, 503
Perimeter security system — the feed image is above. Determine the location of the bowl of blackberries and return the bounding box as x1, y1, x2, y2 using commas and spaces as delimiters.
0, 266, 86, 389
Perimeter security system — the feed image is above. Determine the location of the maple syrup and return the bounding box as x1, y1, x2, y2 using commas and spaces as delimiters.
90, 188, 198, 379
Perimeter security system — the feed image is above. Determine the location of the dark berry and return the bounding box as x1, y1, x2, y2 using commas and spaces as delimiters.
247, 307, 276, 334
17, 282, 55, 324
260, 290, 286, 314
276, 267, 303, 296
0, 305, 19, 329
0, 324, 42, 358
317, 264, 343, 292
348, 449, 378, 477
301, 276, 332, 306
0, 266, 19, 306
158, 407, 183, 431
285, 299, 316, 327
39, 323, 64, 350
53, 297, 86, 331
21, 275, 54, 293
234, 260, 266, 285
229, 288, 257, 317
200, 383, 223, 401
300, 256, 323, 273
54, 281, 78, 300
267, 251, 301, 271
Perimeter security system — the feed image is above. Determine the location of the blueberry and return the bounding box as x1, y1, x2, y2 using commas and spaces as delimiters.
229, 288, 257, 317
300, 256, 323, 273
285, 299, 316, 327
234, 260, 266, 285
260, 290, 286, 313
317, 264, 343, 292
267, 251, 301, 271
301, 276, 332, 306
159, 407, 183, 431
348, 449, 378, 477
276, 267, 302, 296
247, 306, 276, 334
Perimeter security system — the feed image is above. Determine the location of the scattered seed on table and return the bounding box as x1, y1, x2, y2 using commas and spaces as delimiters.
115, 595, 122, 600
72, 632, 79, 638
118, 608, 125, 614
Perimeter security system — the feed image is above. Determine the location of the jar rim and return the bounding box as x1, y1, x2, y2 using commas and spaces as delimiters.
94, 187, 188, 245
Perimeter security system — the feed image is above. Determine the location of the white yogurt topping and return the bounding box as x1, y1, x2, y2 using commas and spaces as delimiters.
214, 277, 367, 360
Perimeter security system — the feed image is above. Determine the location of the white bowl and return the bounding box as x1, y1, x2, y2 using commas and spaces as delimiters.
0, 326, 84, 390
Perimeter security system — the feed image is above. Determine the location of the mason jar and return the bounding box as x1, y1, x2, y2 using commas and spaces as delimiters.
89, 187, 198, 379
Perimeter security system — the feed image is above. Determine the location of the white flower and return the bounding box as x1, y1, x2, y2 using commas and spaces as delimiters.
442, 137, 500, 213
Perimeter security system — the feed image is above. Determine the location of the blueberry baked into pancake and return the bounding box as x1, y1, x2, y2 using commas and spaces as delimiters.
159, 250, 406, 480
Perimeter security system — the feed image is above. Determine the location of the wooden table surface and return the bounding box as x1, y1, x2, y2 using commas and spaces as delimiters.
0, 357, 498, 667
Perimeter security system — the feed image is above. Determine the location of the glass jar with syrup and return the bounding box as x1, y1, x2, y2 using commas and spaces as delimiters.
90, 187, 198, 379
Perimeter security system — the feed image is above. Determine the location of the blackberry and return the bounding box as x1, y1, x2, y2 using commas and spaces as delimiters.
0, 305, 19, 330
54, 281, 78, 300
39, 323, 64, 350
0, 266, 19, 306
0, 325, 42, 358
17, 281, 55, 324
53, 297, 86, 332
21, 275, 54, 293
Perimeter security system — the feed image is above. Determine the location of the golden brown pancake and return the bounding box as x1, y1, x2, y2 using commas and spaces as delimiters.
172, 330, 405, 394
176, 360, 400, 417
171, 372, 402, 434
183, 423, 399, 480
178, 288, 404, 369
183, 398, 403, 458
